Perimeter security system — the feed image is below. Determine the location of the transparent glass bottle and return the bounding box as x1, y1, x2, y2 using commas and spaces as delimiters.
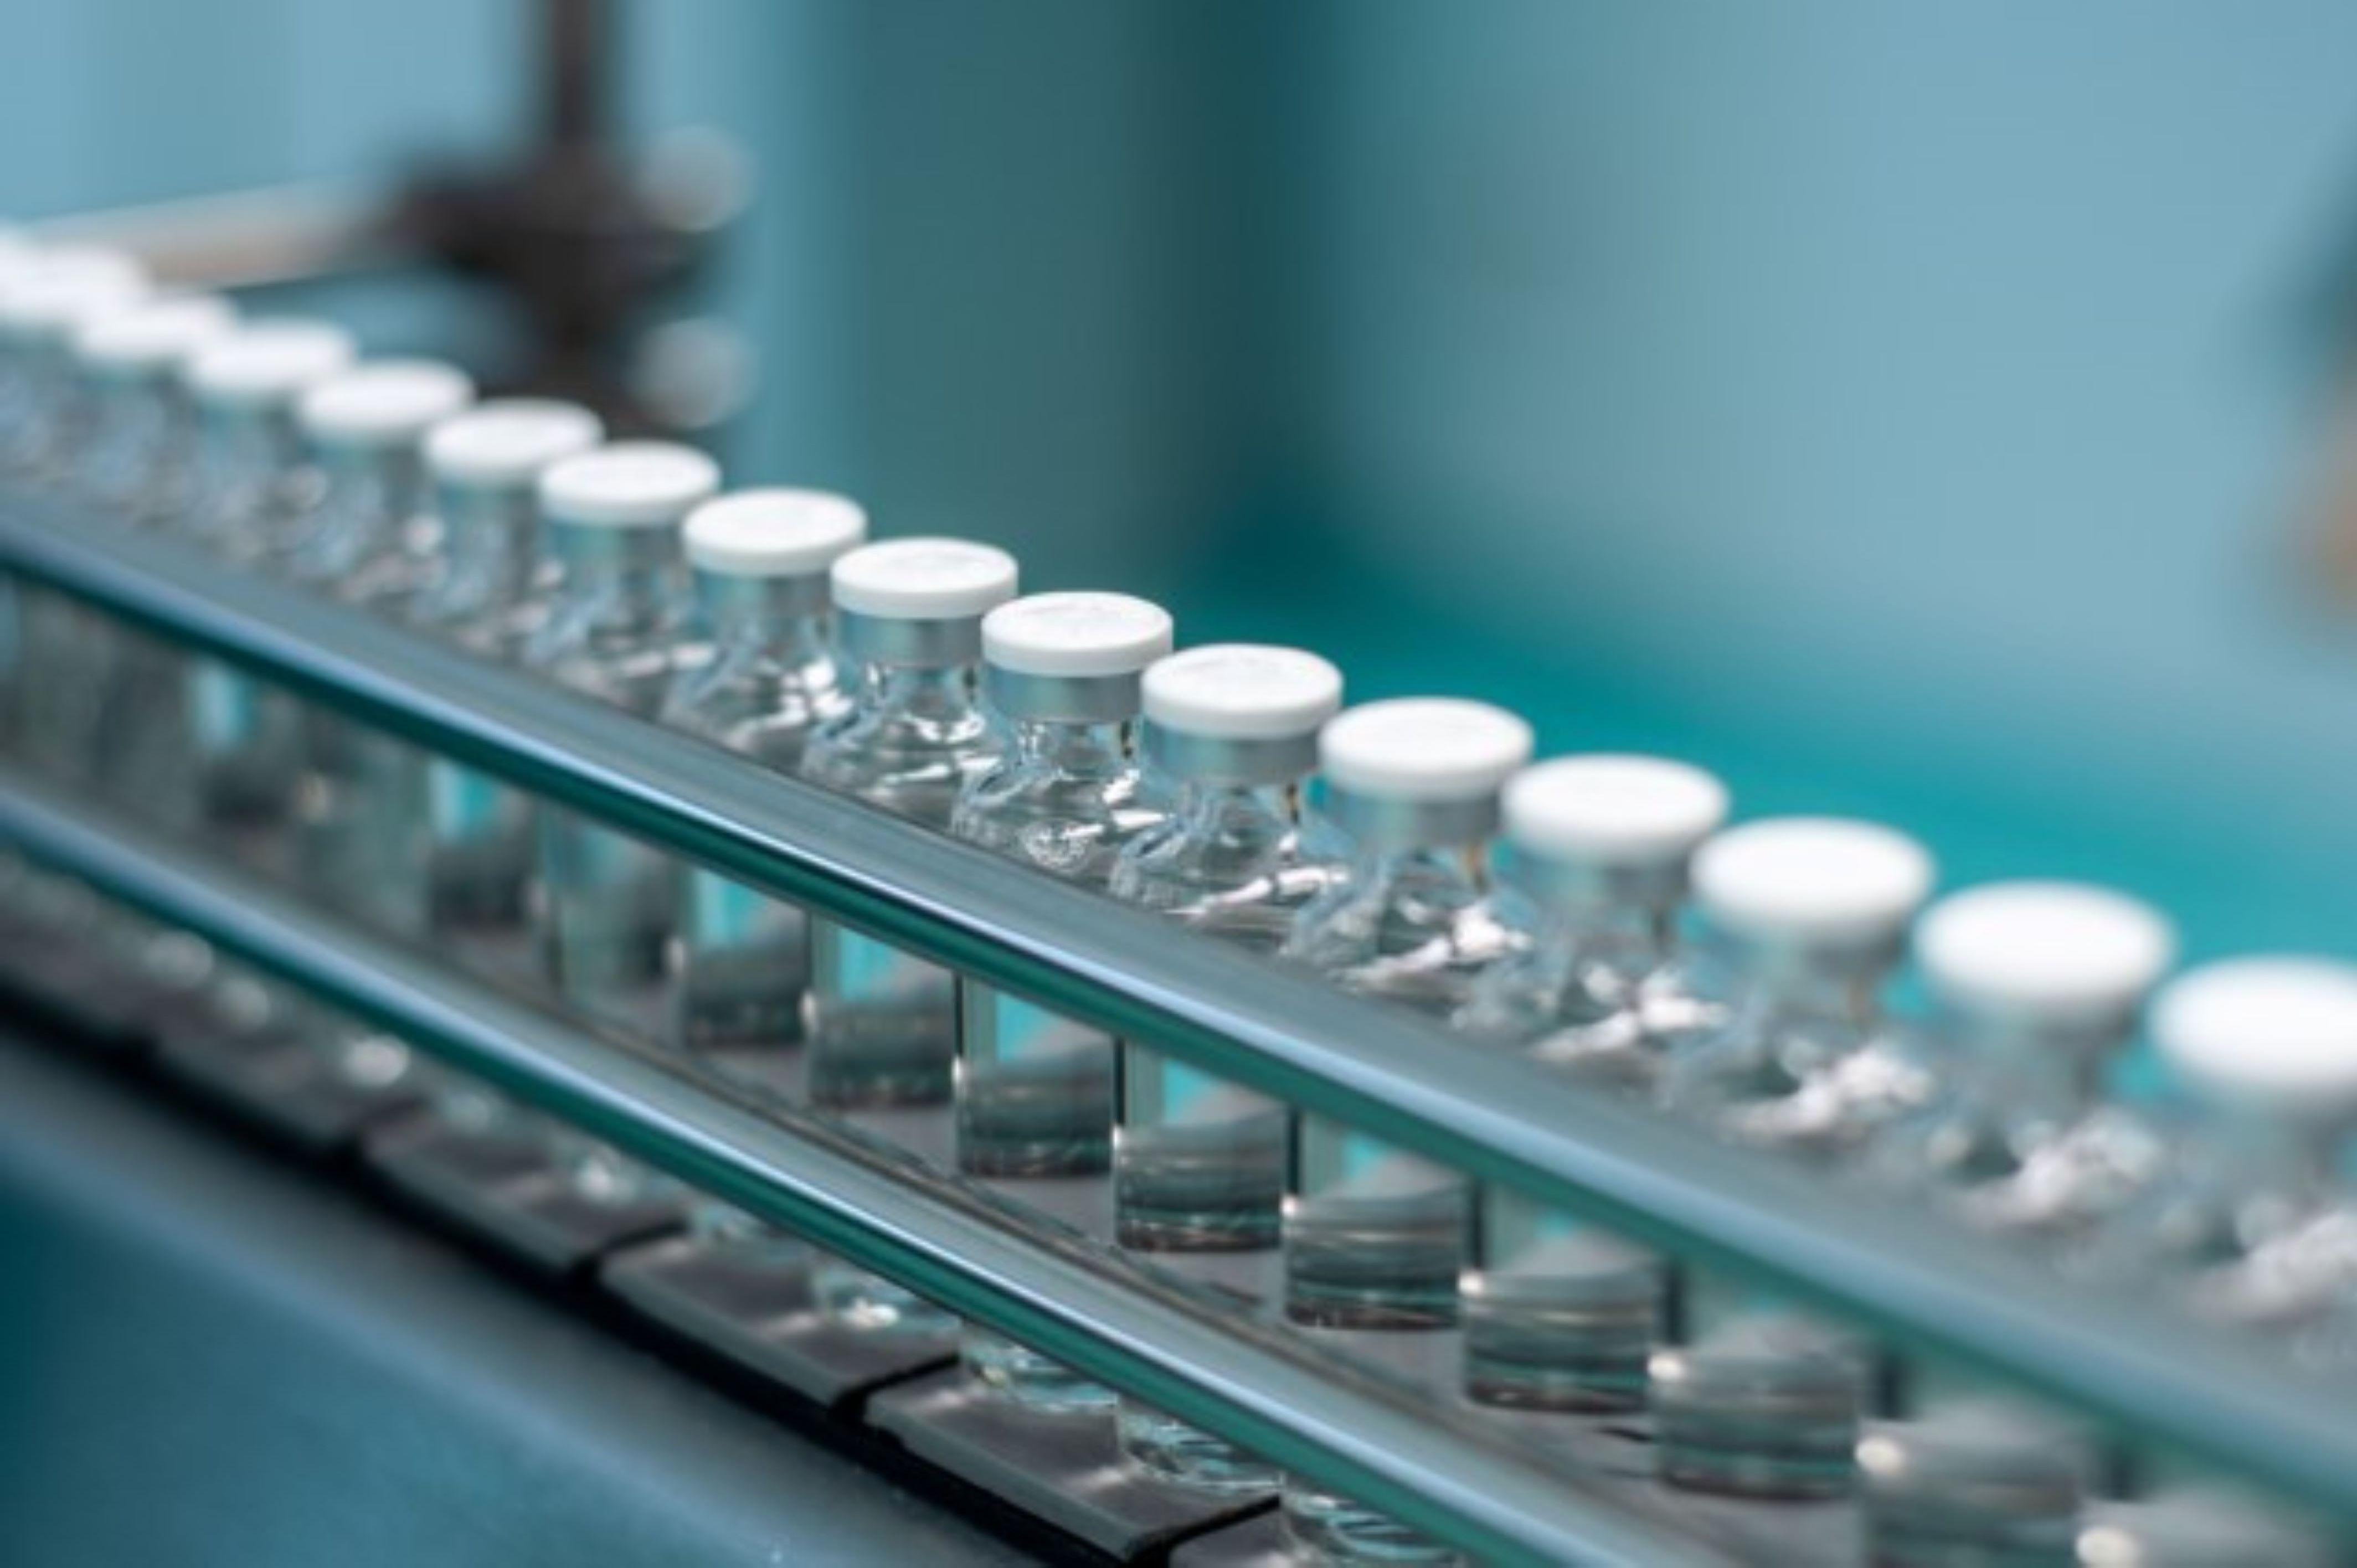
282, 361, 477, 934
1277, 698, 1531, 1562
72, 293, 238, 520
1454, 758, 1725, 1420
950, 591, 1174, 1413
1105, 643, 1344, 1493
523, 441, 718, 1027
660, 489, 863, 1059
282, 359, 475, 605
2095, 958, 2357, 1333
69, 299, 240, 850
3, 260, 167, 788
399, 401, 604, 950
0, 245, 148, 477
799, 537, 1017, 1338
1856, 1399, 2090, 1568
171, 321, 358, 836
1869, 883, 2174, 1255
1461, 755, 1731, 1089
1651, 817, 1935, 1500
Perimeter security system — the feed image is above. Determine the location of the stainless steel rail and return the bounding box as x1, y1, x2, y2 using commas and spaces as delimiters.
2, 499, 2353, 1528
0, 773, 1721, 1568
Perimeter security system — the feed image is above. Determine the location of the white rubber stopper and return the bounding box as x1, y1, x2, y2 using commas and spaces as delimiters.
186, 319, 359, 408
1917, 881, 2175, 1024
1143, 644, 1344, 740
830, 538, 1019, 621
298, 359, 476, 447
74, 293, 238, 371
1318, 698, 1534, 803
685, 488, 868, 577
1691, 817, 1934, 949
538, 441, 722, 529
1503, 755, 1730, 869
423, 399, 604, 488
982, 592, 1174, 678
2153, 957, 2357, 1115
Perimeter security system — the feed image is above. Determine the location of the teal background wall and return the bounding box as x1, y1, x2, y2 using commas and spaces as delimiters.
6, 1, 2355, 962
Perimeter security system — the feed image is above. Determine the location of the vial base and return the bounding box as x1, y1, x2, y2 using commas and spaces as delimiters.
1114, 1400, 1278, 1496
673, 948, 804, 1052
1114, 1127, 1285, 1253
961, 1328, 1115, 1414
1650, 1320, 1868, 1500
956, 1054, 1114, 1180
810, 1260, 958, 1338
1280, 1487, 1463, 1567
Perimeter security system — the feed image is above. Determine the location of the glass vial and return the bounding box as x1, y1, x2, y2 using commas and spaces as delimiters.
1457, 757, 1725, 1418
1107, 643, 1345, 1492
400, 401, 605, 947
2111, 959, 2357, 1332
797, 537, 1017, 1338
1460, 755, 1730, 1090
523, 441, 718, 1027
1873, 883, 2174, 1254
951, 591, 1174, 1412
283, 361, 476, 933
660, 489, 863, 1057
0, 245, 148, 477
1279, 698, 1529, 1560
1651, 817, 1934, 1500
11, 286, 214, 795
1856, 1400, 2090, 1568
1280, 698, 1538, 1018
172, 321, 358, 836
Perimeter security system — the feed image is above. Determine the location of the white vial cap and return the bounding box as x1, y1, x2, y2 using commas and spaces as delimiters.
424, 399, 604, 488
830, 538, 1019, 621
1318, 698, 1534, 803
299, 359, 476, 448
0, 246, 148, 337
187, 319, 359, 409
1917, 881, 2175, 1024
1691, 817, 1934, 949
538, 440, 722, 528
74, 293, 239, 372
1504, 755, 1730, 869
1143, 644, 1343, 740
2153, 958, 2357, 1113
685, 488, 868, 577
982, 592, 1174, 678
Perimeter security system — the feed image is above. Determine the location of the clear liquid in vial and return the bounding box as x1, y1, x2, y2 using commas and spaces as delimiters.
673, 868, 807, 1051
1285, 1134, 1469, 1334
1117, 1067, 1286, 1253
805, 922, 958, 1108
1464, 1196, 1664, 1415
538, 808, 675, 1027
1649, 1301, 1872, 1499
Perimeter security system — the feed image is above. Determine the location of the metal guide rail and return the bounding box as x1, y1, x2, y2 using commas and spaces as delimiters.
1, 496, 2351, 1560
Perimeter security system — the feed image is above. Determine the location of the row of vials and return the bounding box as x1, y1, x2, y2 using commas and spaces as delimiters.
0, 236, 2341, 1566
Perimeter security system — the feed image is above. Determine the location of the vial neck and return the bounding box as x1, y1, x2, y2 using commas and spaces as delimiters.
189, 403, 310, 543
548, 526, 685, 621
1008, 715, 1134, 776
1546, 894, 1677, 967
1953, 1012, 2124, 1125
699, 574, 833, 664
1725, 935, 1893, 1035
858, 661, 984, 723
2204, 1105, 2348, 1198
1353, 840, 1494, 895
304, 445, 428, 561
435, 482, 541, 597
1172, 777, 1301, 834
